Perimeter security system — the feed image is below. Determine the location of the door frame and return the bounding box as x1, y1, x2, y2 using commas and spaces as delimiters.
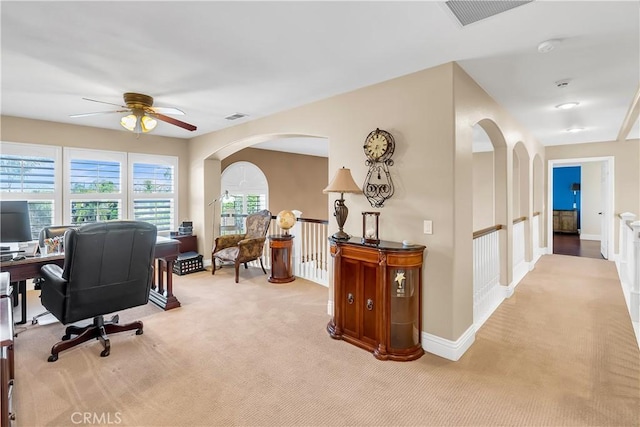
547, 156, 615, 260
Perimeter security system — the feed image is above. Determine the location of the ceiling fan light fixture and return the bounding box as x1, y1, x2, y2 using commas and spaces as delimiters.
120, 109, 157, 133
120, 114, 138, 132
141, 115, 157, 132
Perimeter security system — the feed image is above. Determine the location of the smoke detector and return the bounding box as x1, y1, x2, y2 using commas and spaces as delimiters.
537, 39, 561, 53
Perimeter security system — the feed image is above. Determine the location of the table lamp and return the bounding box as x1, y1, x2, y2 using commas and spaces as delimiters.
323, 167, 362, 240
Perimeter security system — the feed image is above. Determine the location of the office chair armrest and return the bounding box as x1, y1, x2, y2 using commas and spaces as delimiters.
40, 264, 67, 295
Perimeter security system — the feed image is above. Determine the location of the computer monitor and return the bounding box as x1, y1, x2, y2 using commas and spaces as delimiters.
0, 200, 33, 243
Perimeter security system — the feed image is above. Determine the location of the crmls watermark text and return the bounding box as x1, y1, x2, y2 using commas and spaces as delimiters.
71, 412, 122, 425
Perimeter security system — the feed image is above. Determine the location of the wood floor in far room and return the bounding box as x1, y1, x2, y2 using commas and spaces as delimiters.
553, 233, 604, 259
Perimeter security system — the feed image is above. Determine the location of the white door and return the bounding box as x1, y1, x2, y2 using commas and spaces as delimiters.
600, 161, 609, 259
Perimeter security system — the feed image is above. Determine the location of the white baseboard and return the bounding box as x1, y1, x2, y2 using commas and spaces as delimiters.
327, 300, 333, 316
422, 325, 475, 361
580, 234, 601, 241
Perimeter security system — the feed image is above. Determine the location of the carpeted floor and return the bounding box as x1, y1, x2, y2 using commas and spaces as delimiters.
12, 254, 640, 426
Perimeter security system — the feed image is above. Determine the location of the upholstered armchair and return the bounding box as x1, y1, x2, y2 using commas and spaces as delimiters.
39, 220, 157, 362
212, 209, 272, 283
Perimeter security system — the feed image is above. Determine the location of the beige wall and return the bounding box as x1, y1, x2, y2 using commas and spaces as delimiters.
188, 61, 546, 343
0, 115, 191, 225
221, 148, 328, 220
472, 151, 494, 231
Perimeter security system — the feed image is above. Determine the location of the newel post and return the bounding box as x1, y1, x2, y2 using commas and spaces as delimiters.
620, 212, 636, 265
292, 210, 303, 277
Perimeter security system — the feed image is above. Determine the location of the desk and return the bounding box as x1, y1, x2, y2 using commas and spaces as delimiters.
0, 236, 181, 323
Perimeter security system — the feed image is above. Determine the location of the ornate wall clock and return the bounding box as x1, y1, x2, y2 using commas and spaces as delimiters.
362, 128, 395, 208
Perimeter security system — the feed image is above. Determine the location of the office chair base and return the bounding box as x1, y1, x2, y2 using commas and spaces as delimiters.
48, 315, 144, 362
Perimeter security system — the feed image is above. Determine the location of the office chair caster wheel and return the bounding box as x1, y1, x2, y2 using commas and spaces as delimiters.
136, 329, 143, 335
100, 348, 110, 357
32, 319, 38, 325
48, 354, 58, 362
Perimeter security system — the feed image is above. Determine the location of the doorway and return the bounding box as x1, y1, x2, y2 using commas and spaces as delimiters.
547, 157, 614, 260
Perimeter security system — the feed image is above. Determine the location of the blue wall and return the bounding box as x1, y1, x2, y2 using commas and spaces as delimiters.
553, 166, 581, 210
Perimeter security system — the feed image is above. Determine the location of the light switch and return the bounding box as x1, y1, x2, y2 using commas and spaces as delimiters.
423, 220, 433, 234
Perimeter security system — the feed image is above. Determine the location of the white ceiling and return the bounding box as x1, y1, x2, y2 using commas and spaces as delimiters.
2, 1, 639, 158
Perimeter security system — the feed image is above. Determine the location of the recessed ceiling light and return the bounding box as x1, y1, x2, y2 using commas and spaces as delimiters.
538, 39, 561, 53
566, 127, 585, 133
555, 102, 580, 110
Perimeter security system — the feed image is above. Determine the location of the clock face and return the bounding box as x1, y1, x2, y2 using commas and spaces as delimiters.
364, 133, 389, 161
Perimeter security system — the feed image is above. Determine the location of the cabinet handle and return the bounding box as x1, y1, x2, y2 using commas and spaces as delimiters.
347, 293, 354, 304
366, 299, 374, 311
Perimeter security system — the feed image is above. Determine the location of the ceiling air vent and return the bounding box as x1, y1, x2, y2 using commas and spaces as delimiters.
225, 112, 248, 121
445, 1, 534, 26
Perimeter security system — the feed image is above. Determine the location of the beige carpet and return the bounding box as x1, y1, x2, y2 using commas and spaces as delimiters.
12, 255, 640, 426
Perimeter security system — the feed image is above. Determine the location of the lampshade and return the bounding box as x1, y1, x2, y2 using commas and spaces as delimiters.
221, 190, 234, 203
120, 109, 157, 133
323, 167, 362, 194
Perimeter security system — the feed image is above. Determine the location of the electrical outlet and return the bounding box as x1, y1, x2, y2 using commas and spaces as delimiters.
423, 220, 433, 235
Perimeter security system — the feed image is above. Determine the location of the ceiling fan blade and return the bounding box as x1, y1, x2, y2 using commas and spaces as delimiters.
148, 112, 197, 131
81, 97, 127, 108
70, 109, 129, 118
150, 106, 185, 115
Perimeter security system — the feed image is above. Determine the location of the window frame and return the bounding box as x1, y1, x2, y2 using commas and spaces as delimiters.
63, 147, 127, 226
128, 153, 179, 235
0, 141, 62, 238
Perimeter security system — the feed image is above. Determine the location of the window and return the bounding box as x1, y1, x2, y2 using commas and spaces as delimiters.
0, 142, 61, 239
221, 162, 268, 234
129, 154, 178, 233
1, 144, 179, 235
64, 148, 126, 226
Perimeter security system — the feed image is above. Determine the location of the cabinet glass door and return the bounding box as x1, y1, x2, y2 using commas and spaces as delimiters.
389, 268, 420, 349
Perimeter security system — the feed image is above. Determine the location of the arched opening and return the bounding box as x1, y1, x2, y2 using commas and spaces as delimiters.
532, 154, 544, 260
220, 161, 269, 235
471, 119, 508, 328
512, 141, 531, 286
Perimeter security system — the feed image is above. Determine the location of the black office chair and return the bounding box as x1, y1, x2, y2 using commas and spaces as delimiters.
39, 220, 157, 362
31, 225, 74, 325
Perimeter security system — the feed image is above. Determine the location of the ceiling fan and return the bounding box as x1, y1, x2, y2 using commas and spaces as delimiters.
70, 92, 197, 133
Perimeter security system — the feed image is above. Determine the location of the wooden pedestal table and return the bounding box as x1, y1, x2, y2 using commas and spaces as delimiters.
268, 234, 295, 283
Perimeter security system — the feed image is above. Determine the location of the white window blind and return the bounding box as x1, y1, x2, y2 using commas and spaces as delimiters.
129, 154, 178, 233
64, 148, 126, 226
0, 142, 61, 239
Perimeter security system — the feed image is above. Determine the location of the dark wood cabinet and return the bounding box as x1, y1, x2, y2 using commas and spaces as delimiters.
173, 234, 198, 253
1, 275, 15, 426
553, 210, 578, 233
327, 237, 426, 361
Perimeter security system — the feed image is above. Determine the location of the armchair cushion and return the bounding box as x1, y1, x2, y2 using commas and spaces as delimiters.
212, 210, 271, 282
